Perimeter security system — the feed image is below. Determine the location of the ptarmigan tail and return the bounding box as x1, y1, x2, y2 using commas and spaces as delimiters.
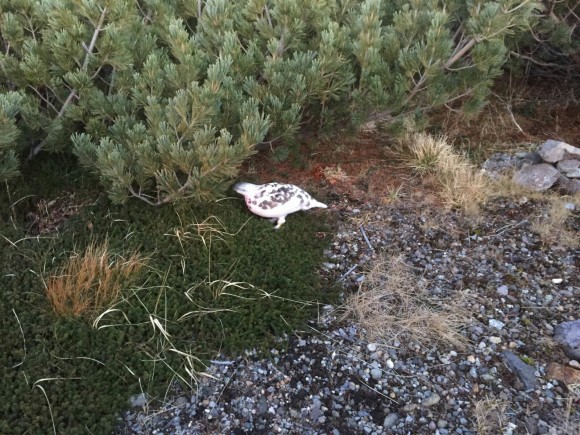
233, 182, 259, 195
310, 199, 328, 209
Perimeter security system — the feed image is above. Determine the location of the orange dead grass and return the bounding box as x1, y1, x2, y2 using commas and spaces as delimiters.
45, 240, 147, 319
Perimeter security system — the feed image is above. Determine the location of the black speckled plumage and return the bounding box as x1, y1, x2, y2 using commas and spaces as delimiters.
233, 182, 327, 229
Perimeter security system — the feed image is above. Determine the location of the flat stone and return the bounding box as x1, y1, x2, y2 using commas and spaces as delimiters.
553, 320, 580, 360
421, 393, 441, 407
482, 153, 521, 178
383, 413, 399, 428
538, 140, 580, 163
501, 351, 538, 392
546, 362, 580, 385
513, 164, 559, 191
557, 159, 580, 175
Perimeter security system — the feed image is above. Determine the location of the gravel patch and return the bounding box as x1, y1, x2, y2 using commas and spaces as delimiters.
115, 196, 579, 434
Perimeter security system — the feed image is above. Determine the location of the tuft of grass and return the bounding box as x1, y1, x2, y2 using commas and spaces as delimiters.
45, 239, 147, 319
436, 149, 493, 214
530, 196, 580, 248
323, 165, 351, 184
473, 395, 509, 435
382, 183, 406, 204
395, 133, 492, 213
396, 133, 451, 176
340, 255, 469, 349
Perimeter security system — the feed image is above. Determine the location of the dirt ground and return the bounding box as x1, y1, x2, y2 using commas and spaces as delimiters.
239, 76, 580, 210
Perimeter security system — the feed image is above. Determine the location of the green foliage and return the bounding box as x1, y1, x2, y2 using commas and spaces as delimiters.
0, 91, 22, 180
0, 155, 336, 433
0, 0, 541, 204
505, 0, 580, 77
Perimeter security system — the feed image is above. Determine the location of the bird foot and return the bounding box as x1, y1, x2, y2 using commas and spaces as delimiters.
273, 217, 286, 229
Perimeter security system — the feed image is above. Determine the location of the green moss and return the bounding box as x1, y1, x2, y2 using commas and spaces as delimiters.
519, 355, 535, 365
0, 155, 337, 433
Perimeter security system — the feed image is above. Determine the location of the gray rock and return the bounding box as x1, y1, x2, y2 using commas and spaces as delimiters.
370, 368, 382, 380
539, 140, 580, 163
501, 351, 538, 392
129, 393, 147, 408
482, 153, 521, 178
173, 396, 188, 408
557, 175, 580, 194
383, 413, 399, 428
421, 393, 441, 407
521, 151, 544, 166
557, 159, 580, 177
497, 285, 509, 296
553, 320, 580, 360
512, 163, 560, 191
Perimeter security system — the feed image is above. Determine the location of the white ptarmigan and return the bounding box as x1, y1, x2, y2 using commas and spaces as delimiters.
233, 182, 327, 229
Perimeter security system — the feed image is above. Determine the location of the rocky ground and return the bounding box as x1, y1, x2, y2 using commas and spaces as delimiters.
115, 191, 580, 435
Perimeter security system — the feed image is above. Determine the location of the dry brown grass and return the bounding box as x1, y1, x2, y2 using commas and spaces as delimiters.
45, 240, 147, 319
437, 154, 492, 215
341, 255, 469, 349
548, 385, 580, 435
322, 165, 351, 184
395, 133, 493, 213
531, 196, 580, 248
479, 168, 579, 248
395, 133, 451, 176
473, 395, 510, 435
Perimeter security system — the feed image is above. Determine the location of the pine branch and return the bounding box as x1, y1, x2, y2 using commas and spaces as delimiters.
1, 41, 15, 91
444, 38, 478, 69
28, 85, 58, 113
404, 35, 479, 108
28, 7, 108, 159
264, 5, 273, 28
128, 185, 159, 206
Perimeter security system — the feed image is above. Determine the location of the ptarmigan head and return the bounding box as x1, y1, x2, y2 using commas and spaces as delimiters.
233, 182, 327, 229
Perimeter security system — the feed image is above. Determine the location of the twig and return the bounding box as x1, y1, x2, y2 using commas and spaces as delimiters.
209, 359, 236, 366
506, 104, 524, 133
337, 264, 358, 282
12, 309, 27, 368
487, 219, 529, 237
359, 225, 374, 251
28, 7, 108, 159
